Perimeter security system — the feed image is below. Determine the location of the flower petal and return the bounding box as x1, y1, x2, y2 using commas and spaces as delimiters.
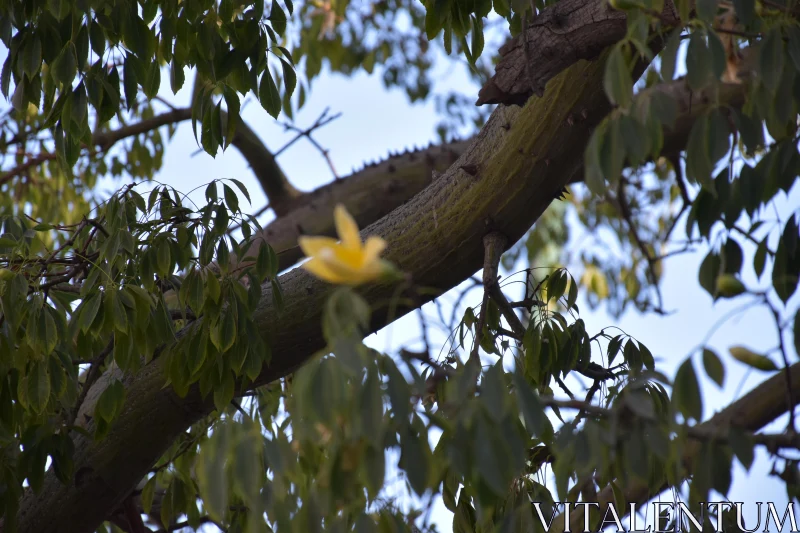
298, 236, 339, 257
362, 236, 387, 262
334, 204, 362, 250
319, 249, 376, 285
301, 257, 348, 284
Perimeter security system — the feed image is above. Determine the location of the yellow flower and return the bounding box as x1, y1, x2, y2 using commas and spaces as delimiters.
298, 204, 396, 285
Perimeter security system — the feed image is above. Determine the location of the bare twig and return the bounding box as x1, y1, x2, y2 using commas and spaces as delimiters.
277, 108, 342, 179
616, 180, 665, 311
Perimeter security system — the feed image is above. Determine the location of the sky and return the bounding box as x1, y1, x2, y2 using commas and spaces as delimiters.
142, 45, 800, 530
3, 18, 799, 530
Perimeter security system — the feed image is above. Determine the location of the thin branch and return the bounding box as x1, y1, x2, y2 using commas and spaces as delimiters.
277, 108, 342, 179
616, 180, 665, 311
69, 340, 114, 428
766, 298, 797, 433
470, 232, 507, 364
0, 152, 57, 186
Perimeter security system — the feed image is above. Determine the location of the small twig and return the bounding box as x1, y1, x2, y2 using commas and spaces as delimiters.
508, 297, 547, 309
766, 298, 796, 433
276, 108, 342, 179
615, 180, 665, 310
554, 376, 575, 399
168, 308, 197, 321
496, 327, 521, 340
0, 152, 58, 186
227, 203, 271, 234
576, 379, 604, 423
69, 340, 114, 428
470, 232, 508, 364
488, 284, 525, 337
731, 224, 769, 250
230, 399, 248, 417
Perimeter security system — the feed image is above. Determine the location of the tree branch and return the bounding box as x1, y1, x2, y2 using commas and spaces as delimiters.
552, 362, 800, 533
476, 0, 678, 105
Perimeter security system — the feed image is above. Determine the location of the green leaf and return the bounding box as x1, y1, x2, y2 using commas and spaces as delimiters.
219, 310, 237, 353
213, 371, 235, 412
686, 31, 712, 90
259, 69, 281, 118
513, 372, 551, 438
696, 0, 718, 23
27, 361, 50, 413
685, 113, 714, 191
22, 34, 42, 80
223, 184, 239, 214
78, 293, 102, 333
772, 216, 800, 302
122, 16, 151, 59
269, 2, 287, 35
109, 290, 129, 332
715, 274, 745, 298
474, 415, 508, 495
729, 346, 778, 371
90, 20, 106, 56
94, 379, 126, 424
702, 347, 724, 387
279, 57, 296, 99
385, 358, 410, 424
400, 429, 430, 496
728, 426, 754, 470
143, 61, 161, 98
170, 60, 185, 94
222, 88, 240, 149
196, 430, 228, 522
753, 238, 768, 280
229, 178, 251, 204
660, 27, 682, 81
156, 239, 171, 276
123, 55, 137, 110
733, 0, 754, 24
141, 475, 157, 515
760, 29, 784, 94
673, 358, 703, 421
794, 311, 800, 364
232, 430, 262, 508
51, 44, 77, 87
604, 45, 633, 108
584, 124, 606, 195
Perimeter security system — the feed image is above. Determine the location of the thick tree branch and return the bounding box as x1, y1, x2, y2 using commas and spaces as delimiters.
476, 0, 678, 105
552, 362, 800, 533
250, 75, 749, 276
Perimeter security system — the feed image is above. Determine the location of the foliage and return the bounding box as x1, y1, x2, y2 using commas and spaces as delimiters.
1, 0, 800, 531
